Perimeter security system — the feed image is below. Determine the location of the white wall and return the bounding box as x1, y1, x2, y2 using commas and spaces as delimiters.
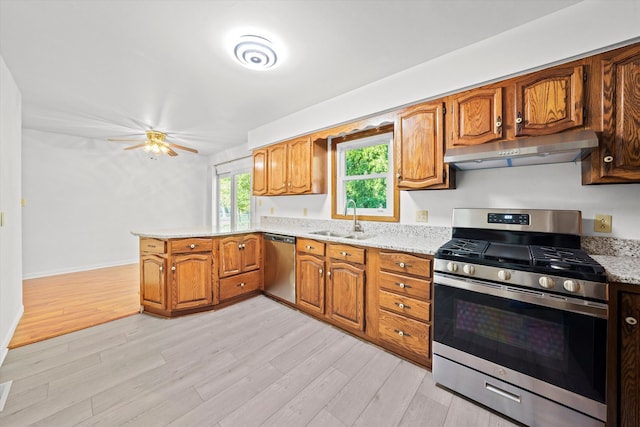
22, 129, 211, 278
0, 55, 23, 365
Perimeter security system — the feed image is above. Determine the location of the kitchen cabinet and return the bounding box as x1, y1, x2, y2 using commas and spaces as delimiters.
326, 243, 366, 332
448, 86, 504, 147
296, 238, 326, 315
395, 101, 454, 190
139, 237, 214, 316
217, 233, 262, 302
371, 249, 433, 368
583, 43, 640, 184
252, 148, 268, 195
254, 135, 327, 196
608, 282, 640, 427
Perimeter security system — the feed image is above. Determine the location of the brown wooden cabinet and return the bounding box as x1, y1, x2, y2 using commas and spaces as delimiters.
609, 282, 640, 427
139, 237, 214, 317
448, 86, 504, 147
372, 249, 433, 368
296, 238, 326, 315
217, 233, 262, 302
253, 136, 327, 196
395, 101, 453, 190
583, 44, 640, 184
327, 248, 366, 332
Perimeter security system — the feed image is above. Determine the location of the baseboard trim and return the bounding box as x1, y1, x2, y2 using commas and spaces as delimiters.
22, 259, 138, 280
0, 304, 24, 367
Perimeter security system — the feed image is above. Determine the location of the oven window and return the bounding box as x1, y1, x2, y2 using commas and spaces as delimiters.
434, 284, 606, 403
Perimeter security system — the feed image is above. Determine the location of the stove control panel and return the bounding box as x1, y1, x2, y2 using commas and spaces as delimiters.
487, 213, 530, 225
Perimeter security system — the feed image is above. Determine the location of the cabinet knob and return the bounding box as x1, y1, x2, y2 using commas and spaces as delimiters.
171, 265, 176, 271
604, 155, 614, 163
319, 268, 323, 276
394, 329, 410, 337
515, 112, 523, 133
189, 244, 196, 249
397, 262, 411, 268
397, 282, 412, 289
241, 243, 246, 249
159, 265, 164, 272
237, 282, 246, 288
327, 271, 331, 278
340, 251, 350, 257
495, 116, 502, 131
395, 302, 410, 310
238, 244, 242, 249
306, 245, 313, 250
626, 316, 638, 326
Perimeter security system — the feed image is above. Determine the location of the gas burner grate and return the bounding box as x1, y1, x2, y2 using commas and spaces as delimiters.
530, 246, 605, 274
437, 239, 488, 258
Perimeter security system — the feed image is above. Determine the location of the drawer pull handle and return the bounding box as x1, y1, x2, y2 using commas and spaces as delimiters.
305, 245, 313, 250
396, 282, 412, 289
626, 316, 638, 326
394, 329, 410, 337
340, 251, 350, 257
395, 302, 410, 310
397, 262, 411, 268
189, 244, 196, 249
237, 282, 246, 288
485, 382, 521, 403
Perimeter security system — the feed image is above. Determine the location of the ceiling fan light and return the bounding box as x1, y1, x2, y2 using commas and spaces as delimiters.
160, 145, 169, 154
152, 144, 161, 154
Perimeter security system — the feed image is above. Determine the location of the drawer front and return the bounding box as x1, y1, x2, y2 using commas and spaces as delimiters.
379, 271, 431, 300
296, 238, 325, 256
171, 238, 213, 254
140, 238, 166, 254
379, 290, 431, 322
379, 310, 430, 357
327, 243, 365, 264
219, 270, 261, 301
379, 251, 431, 277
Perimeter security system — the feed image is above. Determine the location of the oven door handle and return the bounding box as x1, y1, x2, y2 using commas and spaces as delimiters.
434, 272, 608, 319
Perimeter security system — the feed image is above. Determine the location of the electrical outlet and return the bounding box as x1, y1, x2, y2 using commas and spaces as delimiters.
416, 210, 429, 223
258, 199, 262, 207
594, 214, 612, 233
303, 208, 308, 217
270, 207, 274, 215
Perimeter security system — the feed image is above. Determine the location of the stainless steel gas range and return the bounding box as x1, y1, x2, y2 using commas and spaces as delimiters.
433, 208, 608, 427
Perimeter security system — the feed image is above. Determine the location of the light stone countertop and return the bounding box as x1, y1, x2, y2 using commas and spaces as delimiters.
592, 255, 640, 286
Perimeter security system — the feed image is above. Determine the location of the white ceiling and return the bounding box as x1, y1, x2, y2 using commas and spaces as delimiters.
0, 0, 581, 156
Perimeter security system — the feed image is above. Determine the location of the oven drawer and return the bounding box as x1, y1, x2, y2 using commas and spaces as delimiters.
219, 270, 261, 301
379, 271, 431, 300
171, 238, 213, 254
379, 290, 430, 322
379, 251, 431, 277
296, 238, 325, 256
379, 310, 430, 357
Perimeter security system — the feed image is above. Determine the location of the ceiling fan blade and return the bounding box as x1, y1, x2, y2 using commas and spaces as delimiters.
168, 142, 198, 154
167, 148, 179, 156
109, 138, 146, 143
123, 143, 147, 151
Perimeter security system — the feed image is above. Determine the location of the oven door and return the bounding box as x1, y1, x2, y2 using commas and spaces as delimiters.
433, 272, 607, 420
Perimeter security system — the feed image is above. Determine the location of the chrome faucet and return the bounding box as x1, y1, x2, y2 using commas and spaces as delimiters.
345, 199, 363, 233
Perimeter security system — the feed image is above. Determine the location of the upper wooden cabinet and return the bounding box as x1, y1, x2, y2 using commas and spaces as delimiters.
448, 87, 504, 147
583, 44, 640, 184
513, 64, 585, 137
253, 136, 327, 196
395, 101, 453, 190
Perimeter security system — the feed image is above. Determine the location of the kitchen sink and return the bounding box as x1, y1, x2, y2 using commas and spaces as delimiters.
343, 233, 374, 240
309, 230, 350, 238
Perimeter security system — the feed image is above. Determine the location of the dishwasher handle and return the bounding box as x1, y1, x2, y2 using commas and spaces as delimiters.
263, 233, 296, 244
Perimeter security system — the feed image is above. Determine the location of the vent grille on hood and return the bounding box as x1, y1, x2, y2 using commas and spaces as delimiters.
444, 129, 599, 170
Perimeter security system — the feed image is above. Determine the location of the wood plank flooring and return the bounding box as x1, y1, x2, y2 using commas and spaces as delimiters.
0, 295, 521, 426
9, 264, 140, 349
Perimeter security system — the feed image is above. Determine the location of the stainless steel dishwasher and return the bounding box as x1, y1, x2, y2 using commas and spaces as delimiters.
263, 233, 296, 304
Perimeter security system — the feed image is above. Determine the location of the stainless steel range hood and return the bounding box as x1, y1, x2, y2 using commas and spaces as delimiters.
444, 129, 599, 170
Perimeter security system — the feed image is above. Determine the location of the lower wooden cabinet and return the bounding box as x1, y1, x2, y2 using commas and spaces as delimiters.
140, 254, 166, 311
327, 260, 365, 332
296, 252, 325, 315
170, 253, 212, 310
219, 270, 261, 302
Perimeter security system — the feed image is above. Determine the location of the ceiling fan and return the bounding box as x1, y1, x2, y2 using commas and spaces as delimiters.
108, 130, 199, 156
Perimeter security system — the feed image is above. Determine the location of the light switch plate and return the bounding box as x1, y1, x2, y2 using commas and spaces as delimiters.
594, 214, 612, 233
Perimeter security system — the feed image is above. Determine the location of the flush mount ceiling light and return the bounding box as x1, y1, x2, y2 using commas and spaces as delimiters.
233, 35, 278, 70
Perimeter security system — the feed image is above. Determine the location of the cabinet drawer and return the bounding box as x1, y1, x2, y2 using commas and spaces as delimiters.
379, 310, 430, 357
379, 290, 430, 322
327, 244, 365, 264
379, 251, 431, 277
219, 270, 261, 301
379, 271, 431, 301
140, 238, 166, 254
171, 238, 213, 254
296, 238, 325, 256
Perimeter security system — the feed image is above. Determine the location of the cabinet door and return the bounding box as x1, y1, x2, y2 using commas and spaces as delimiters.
267, 144, 288, 195
327, 261, 365, 331
141, 254, 166, 310
449, 87, 503, 147
395, 102, 446, 189
218, 236, 242, 277
514, 65, 584, 136
599, 45, 640, 181
620, 292, 640, 426
171, 253, 212, 310
296, 254, 325, 315
252, 149, 268, 195
287, 136, 312, 194
240, 233, 261, 272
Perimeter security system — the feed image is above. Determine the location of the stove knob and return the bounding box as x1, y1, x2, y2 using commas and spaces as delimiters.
563, 280, 580, 293
446, 262, 458, 272
538, 277, 555, 289
498, 270, 511, 281
463, 264, 475, 275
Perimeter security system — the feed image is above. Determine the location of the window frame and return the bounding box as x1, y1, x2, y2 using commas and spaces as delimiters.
331, 124, 399, 223
215, 168, 253, 231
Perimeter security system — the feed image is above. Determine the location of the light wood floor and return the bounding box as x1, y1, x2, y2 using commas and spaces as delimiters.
0, 295, 520, 426
9, 264, 140, 348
